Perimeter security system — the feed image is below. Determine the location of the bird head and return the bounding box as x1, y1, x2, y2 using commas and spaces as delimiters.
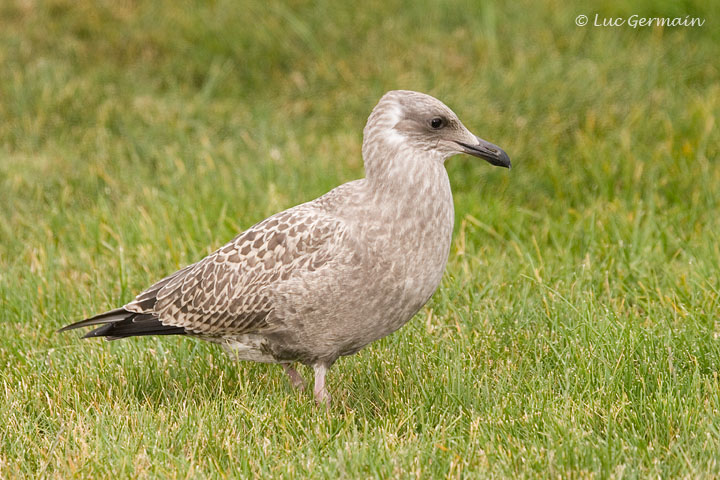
363, 90, 511, 169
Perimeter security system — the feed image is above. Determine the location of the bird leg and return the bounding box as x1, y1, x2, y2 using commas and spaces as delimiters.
282, 364, 306, 390
313, 363, 330, 408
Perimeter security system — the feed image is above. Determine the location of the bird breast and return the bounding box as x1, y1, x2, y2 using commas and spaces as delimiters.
365, 160, 455, 316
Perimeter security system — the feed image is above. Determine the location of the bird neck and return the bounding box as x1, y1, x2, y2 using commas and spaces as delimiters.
365, 148, 446, 194
360, 153, 452, 232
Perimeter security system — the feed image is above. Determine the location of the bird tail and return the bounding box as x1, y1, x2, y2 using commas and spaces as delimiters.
58, 307, 187, 340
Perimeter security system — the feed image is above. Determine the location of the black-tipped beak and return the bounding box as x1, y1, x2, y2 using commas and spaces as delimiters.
457, 137, 511, 169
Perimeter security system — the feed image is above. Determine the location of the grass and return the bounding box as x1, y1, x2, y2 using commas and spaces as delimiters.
1, 0, 719, 477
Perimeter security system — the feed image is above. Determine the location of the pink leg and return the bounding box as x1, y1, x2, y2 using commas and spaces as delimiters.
282, 364, 306, 390
313, 363, 330, 408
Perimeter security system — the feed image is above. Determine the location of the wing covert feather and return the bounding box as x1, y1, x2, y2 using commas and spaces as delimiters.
124, 206, 354, 335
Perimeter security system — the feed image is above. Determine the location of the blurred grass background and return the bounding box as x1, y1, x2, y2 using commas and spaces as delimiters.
1, 0, 719, 477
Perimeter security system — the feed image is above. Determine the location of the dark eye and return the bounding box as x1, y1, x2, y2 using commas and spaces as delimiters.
430, 117, 445, 129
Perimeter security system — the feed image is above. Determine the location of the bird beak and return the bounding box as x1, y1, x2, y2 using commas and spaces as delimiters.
456, 136, 511, 169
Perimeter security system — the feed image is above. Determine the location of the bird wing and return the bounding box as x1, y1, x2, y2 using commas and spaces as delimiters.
123, 204, 355, 335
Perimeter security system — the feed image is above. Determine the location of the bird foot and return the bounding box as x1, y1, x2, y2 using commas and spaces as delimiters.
314, 388, 331, 409
282, 364, 307, 391
313, 363, 331, 409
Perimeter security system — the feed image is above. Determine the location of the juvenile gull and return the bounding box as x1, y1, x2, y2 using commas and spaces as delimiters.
60, 90, 510, 406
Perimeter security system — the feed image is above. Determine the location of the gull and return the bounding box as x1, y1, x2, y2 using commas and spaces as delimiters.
60, 90, 510, 406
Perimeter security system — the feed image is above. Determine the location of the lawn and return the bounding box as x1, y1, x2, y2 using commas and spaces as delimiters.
1, 0, 719, 477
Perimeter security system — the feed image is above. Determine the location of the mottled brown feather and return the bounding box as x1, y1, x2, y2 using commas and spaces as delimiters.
123, 205, 354, 335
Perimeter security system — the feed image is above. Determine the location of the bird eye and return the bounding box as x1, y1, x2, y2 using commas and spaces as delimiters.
430, 117, 445, 129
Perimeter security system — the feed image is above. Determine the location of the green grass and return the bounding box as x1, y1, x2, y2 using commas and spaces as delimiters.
1, 0, 719, 477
